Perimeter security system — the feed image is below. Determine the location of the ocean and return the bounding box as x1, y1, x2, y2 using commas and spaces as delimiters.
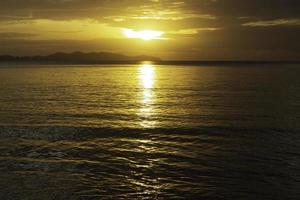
0, 63, 300, 199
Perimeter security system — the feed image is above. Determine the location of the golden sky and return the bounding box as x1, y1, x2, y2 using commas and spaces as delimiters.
0, 0, 300, 60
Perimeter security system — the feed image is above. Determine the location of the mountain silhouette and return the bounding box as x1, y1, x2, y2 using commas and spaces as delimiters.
0, 51, 161, 64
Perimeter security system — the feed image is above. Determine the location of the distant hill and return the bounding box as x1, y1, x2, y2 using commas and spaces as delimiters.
1, 52, 298, 65
0, 51, 161, 64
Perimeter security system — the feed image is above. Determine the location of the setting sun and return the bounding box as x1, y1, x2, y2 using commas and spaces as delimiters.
122, 29, 164, 41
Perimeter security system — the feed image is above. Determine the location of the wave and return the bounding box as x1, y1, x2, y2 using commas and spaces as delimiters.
0, 125, 298, 141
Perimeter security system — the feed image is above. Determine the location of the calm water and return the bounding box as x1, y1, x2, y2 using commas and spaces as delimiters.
0, 64, 300, 199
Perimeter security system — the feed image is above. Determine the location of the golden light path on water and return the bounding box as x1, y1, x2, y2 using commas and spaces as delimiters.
138, 63, 156, 128
122, 63, 162, 196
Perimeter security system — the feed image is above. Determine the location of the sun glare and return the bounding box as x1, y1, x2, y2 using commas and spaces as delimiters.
140, 64, 155, 89
123, 29, 164, 40
138, 63, 156, 128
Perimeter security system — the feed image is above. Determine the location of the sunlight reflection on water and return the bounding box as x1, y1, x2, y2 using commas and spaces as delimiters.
138, 63, 156, 128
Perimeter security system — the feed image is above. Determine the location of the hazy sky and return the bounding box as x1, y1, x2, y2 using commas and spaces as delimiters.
1, 0, 300, 60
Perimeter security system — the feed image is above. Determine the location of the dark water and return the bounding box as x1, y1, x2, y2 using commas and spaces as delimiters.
0, 64, 300, 199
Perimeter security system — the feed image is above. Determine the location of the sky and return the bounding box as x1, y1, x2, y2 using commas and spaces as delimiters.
0, 0, 300, 60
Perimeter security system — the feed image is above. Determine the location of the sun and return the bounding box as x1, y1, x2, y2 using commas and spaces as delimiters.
122, 29, 164, 41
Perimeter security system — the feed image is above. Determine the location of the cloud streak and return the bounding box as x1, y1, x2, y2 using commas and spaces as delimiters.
243, 18, 300, 27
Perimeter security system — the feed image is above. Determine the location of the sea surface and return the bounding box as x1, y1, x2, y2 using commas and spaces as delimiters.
0, 63, 300, 199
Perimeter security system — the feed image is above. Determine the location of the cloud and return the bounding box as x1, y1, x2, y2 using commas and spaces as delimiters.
243, 18, 300, 27
0, 32, 38, 39
104, 13, 215, 22
0, 0, 299, 21
167, 27, 221, 36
